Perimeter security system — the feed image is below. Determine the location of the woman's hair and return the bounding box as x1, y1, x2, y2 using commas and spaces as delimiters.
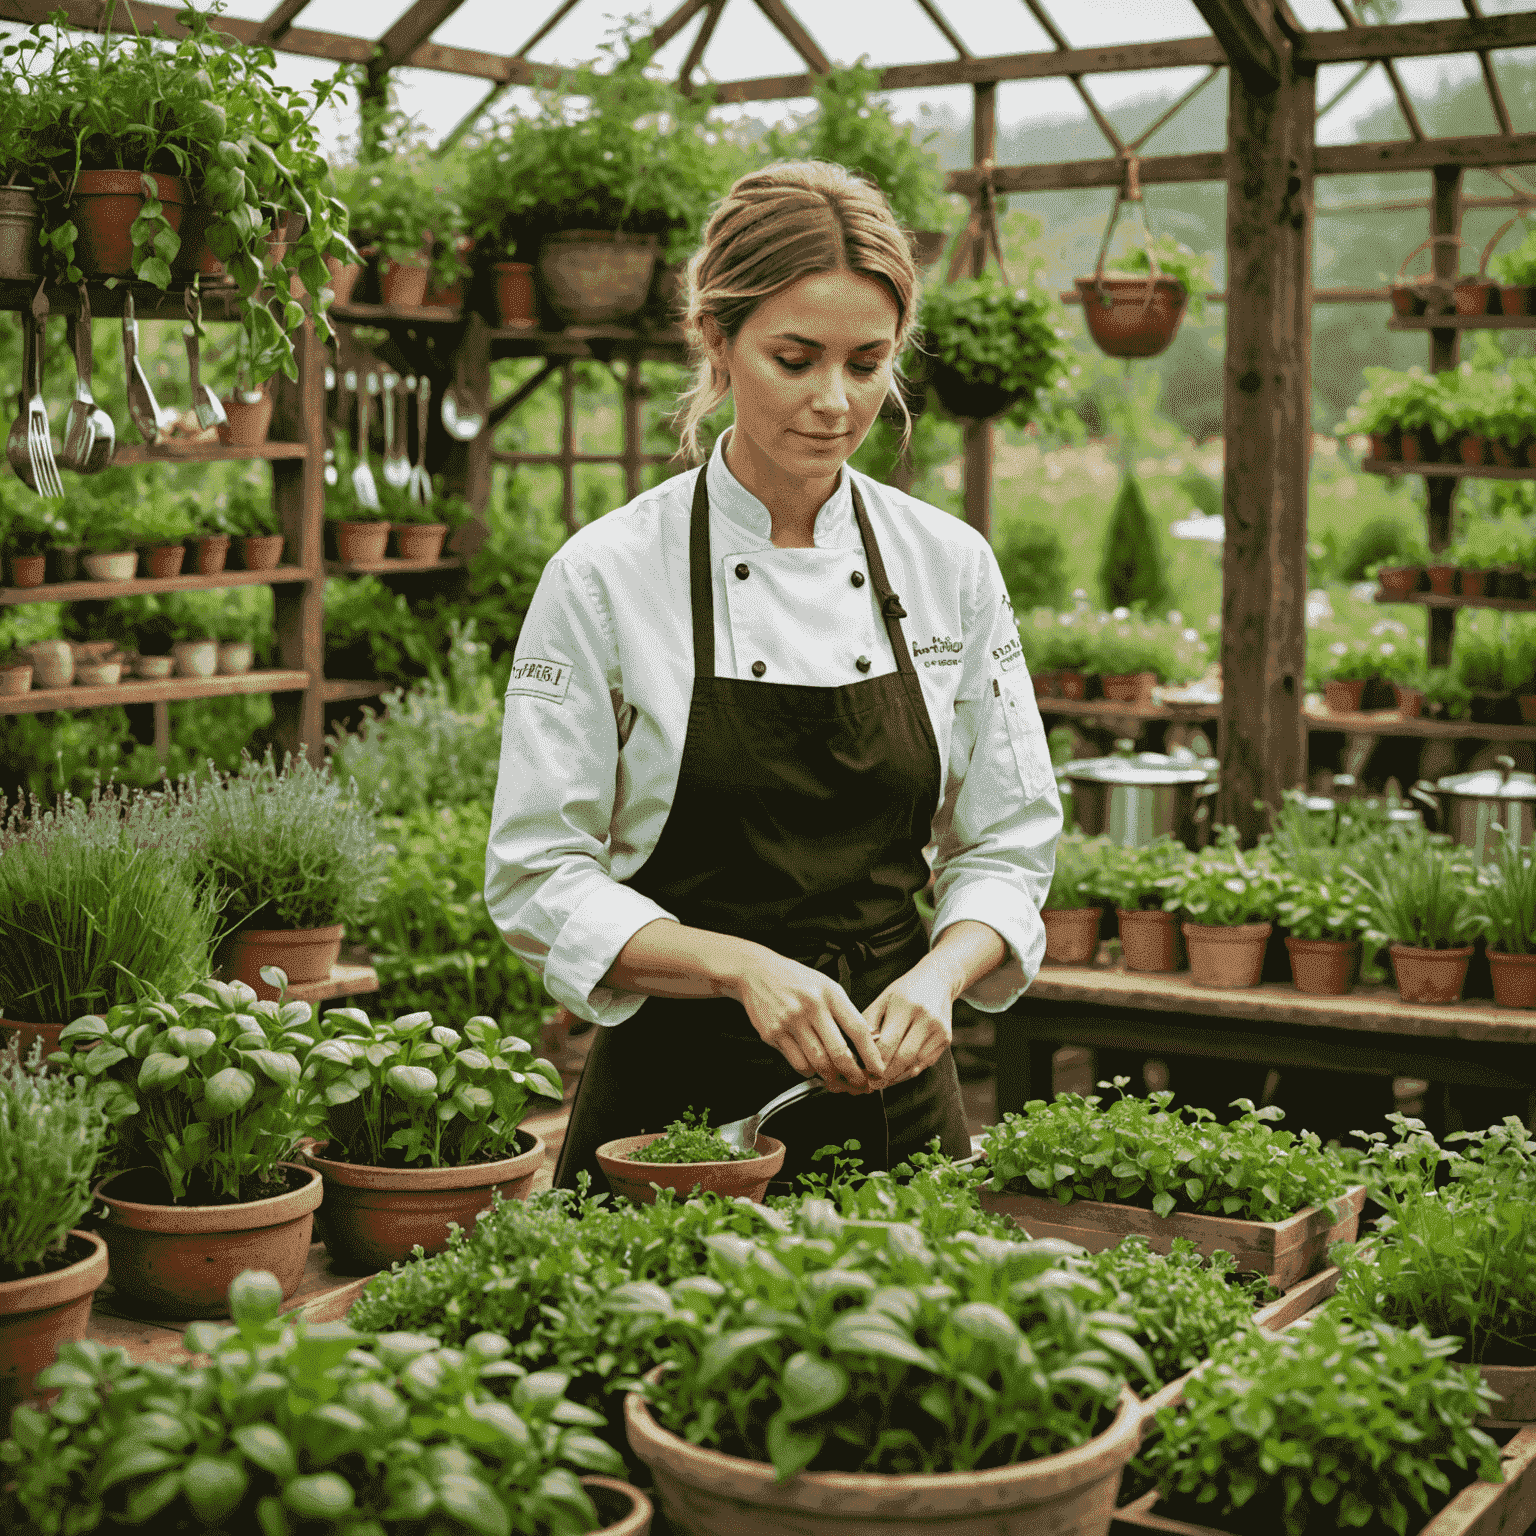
674, 159, 919, 462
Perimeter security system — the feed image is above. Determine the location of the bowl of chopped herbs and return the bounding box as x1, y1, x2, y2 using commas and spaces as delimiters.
597, 1108, 783, 1205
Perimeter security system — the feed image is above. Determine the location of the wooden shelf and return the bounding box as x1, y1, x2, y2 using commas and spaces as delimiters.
0, 279, 247, 323
0, 566, 310, 606
1036, 695, 1221, 723
1389, 310, 1536, 330
0, 668, 310, 715
324, 556, 463, 576
1364, 456, 1536, 481
321, 678, 391, 703
330, 301, 464, 326
1374, 587, 1536, 612
284, 963, 378, 1004
112, 441, 308, 465
1302, 704, 1536, 740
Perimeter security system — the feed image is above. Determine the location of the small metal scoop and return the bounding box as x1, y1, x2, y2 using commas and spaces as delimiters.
713, 1079, 828, 1155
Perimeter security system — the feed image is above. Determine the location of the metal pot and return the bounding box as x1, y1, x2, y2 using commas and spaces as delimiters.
1299, 777, 1424, 834
1061, 745, 1217, 848
1411, 754, 1536, 862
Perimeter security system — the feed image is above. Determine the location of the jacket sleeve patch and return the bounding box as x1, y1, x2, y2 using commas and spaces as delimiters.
507, 654, 573, 705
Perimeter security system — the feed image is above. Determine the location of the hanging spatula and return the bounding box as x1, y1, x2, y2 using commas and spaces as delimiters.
712, 1079, 828, 1155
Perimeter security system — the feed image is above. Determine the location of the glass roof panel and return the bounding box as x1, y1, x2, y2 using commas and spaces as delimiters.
805, 4, 958, 66
291, 0, 418, 41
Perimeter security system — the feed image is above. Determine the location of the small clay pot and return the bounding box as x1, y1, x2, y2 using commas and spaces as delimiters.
582, 1475, 654, 1536
239, 534, 285, 571
1101, 672, 1157, 706
1031, 670, 1060, 700
1460, 569, 1490, 599
132, 653, 175, 680
1454, 279, 1496, 316
0, 1018, 65, 1062
171, 639, 218, 678
1057, 669, 1087, 701
1368, 432, 1399, 462
216, 641, 254, 675
0, 664, 31, 697
21, 641, 72, 689
324, 256, 363, 305
302, 1132, 546, 1273
492, 260, 536, 328
1519, 696, 1536, 727
1461, 434, 1490, 468
1500, 285, 1531, 318
1285, 935, 1358, 997
82, 549, 137, 582
0, 1230, 108, 1417
1376, 566, 1419, 597
379, 255, 430, 307
7, 553, 45, 588
392, 523, 447, 562
337, 520, 390, 564
1490, 951, 1536, 1010
1493, 438, 1524, 469
227, 923, 344, 996
596, 1133, 784, 1205
1394, 684, 1424, 718
1323, 679, 1367, 714
1390, 943, 1473, 1005
1041, 906, 1101, 966
1426, 564, 1457, 596
219, 391, 273, 448
143, 543, 186, 578
1184, 921, 1273, 989
1116, 908, 1182, 973
73, 659, 123, 688
190, 534, 230, 575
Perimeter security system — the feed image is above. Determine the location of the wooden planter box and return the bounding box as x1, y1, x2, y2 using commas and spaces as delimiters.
1482, 1364, 1536, 1427
1110, 1425, 1536, 1536
978, 1184, 1367, 1290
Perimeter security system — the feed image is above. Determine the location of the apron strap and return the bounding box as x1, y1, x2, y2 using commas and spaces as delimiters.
689, 467, 715, 677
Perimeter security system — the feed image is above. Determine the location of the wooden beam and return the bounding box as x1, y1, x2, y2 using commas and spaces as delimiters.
1297, 11, 1536, 64
1464, 0, 1515, 137
373, 0, 472, 74
949, 151, 1226, 195
250, 0, 312, 44
679, 0, 726, 90
1193, 0, 1283, 91
1331, 0, 1423, 140
1018, 0, 1125, 154
751, 0, 830, 74
963, 81, 996, 544
1426, 166, 1462, 672
912, 0, 969, 58
1316, 130, 1536, 174
1216, 51, 1314, 842
650, 0, 713, 51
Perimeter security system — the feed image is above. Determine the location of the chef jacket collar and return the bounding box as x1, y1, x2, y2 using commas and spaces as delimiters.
704, 429, 860, 550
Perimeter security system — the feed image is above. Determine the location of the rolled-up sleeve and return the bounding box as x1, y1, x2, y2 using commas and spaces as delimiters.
929, 552, 1062, 1010
485, 554, 675, 1025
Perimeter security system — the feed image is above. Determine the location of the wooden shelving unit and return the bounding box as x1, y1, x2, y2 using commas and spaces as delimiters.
111, 441, 309, 465
1, 567, 310, 606
1375, 588, 1536, 613
1035, 696, 1221, 724
1363, 456, 1536, 481
1302, 705, 1536, 741
324, 556, 463, 576
321, 678, 392, 704
1388, 310, 1536, 330
0, 669, 311, 716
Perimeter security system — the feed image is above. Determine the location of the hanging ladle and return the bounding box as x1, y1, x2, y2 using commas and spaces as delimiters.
61, 283, 115, 474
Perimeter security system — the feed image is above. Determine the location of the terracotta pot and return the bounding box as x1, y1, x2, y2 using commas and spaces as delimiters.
1057, 669, 1087, 701
94, 1164, 321, 1320
240, 534, 285, 571
219, 391, 273, 448
0, 1018, 64, 1062
492, 260, 536, 328
1075, 275, 1188, 359
227, 924, 344, 995
0, 186, 41, 280
1461, 434, 1490, 468
583, 1475, 653, 1536
1368, 432, 1398, 462
1183, 921, 1273, 989
1426, 563, 1456, 595
0, 1231, 108, 1417
626, 1368, 1143, 1536
0, 664, 32, 697
1376, 565, 1419, 597
302, 1132, 546, 1273
597, 1134, 784, 1205
1399, 429, 1429, 463
171, 200, 225, 279
21, 641, 71, 689
1501, 285, 1531, 317
190, 534, 230, 575
82, 550, 137, 582
1460, 569, 1490, 598
216, 641, 254, 675
1285, 935, 1358, 997
1390, 943, 1473, 1005
1489, 951, 1536, 1009
7, 553, 45, 588
337, 520, 390, 563
132, 653, 175, 680
69, 171, 188, 278
1323, 678, 1366, 714
324, 256, 362, 305
1116, 908, 1182, 973
1042, 907, 1101, 966
1493, 438, 1523, 469
1031, 671, 1058, 700
144, 543, 185, 579
1390, 284, 1428, 317
392, 523, 448, 562
1519, 695, 1536, 726
1394, 684, 1424, 718
1101, 671, 1156, 706
538, 230, 659, 325
171, 639, 218, 678
74, 660, 122, 688
1454, 279, 1496, 316
379, 255, 430, 307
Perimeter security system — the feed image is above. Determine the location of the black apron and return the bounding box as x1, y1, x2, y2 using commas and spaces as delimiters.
554, 469, 971, 1191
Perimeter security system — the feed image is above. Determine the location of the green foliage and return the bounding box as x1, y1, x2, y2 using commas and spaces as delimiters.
1160, 829, 1281, 926
1471, 825, 1536, 955
1343, 832, 1477, 950
1136, 1311, 1501, 1536
0, 1042, 113, 1278
1337, 514, 1423, 580
0, 783, 218, 1025
0, 1270, 623, 1536
981, 1086, 1352, 1223
1422, 666, 1473, 720
210, 479, 282, 538
332, 150, 458, 275
1335, 1114, 1536, 1367
181, 750, 385, 934
302, 1006, 561, 1170
57, 980, 313, 1203
631, 1108, 759, 1165
993, 517, 1069, 613
1097, 473, 1170, 614
1105, 236, 1216, 321
1090, 837, 1191, 913
1043, 831, 1108, 911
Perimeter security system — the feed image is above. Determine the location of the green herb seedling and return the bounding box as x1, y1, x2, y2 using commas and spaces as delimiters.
630, 1107, 760, 1163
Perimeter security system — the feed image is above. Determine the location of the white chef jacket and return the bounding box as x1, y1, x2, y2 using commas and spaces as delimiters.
486, 431, 1062, 1027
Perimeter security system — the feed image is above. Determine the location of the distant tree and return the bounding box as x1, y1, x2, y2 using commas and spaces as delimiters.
1098, 472, 1171, 613
994, 517, 1069, 612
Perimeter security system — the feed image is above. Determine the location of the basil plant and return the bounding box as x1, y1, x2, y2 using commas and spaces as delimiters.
302, 1009, 563, 1170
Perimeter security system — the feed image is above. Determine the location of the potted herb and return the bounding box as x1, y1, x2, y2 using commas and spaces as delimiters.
213, 330, 276, 448
132, 481, 197, 579
1159, 832, 1280, 989
1077, 235, 1212, 360
1274, 855, 1372, 996
1131, 1312, 1502, 1535
597, 1107, 781, 1205
296, 1005, 562, 1273
390, 485, 471, 564
1345, 832, 1477, 1004
1375, 641, 1427, 717
918, 271, 1066, 422
616, 1205, 1150, 1533
1041, 831, 1107, 965
216, 481, 285, 570
0, 1269, 635, 1535
1094, 837, 1191, 973
56, 981, 322, 1319
0, 784, 218, 1062
1422, 664, 1472, 721
0, 481, 64, 589
1470, 825, 1536, 1008
1092, 623, 1169, 706
0, 1041, 112, 1417
184, 751, 385, 999
1371, 532, 1428, 599
1342, 367, 1414, 462
0, 35, 43, 280
325, 428, 392, 562
979, 1086, 1364, 1287
1393, 370, 1456, 463
332, 153, 455, 308
75, 502, 138, 583
1310, 638, 1374, 714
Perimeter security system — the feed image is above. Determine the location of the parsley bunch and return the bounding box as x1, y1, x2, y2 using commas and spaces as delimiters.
630, 1107, 760, 1164
1160, 832, 1282, 926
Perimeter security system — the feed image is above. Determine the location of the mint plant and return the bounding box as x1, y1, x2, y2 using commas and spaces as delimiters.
56, 980, 314, 1204
982, 1084, 1352, 1222
1043, 831, 1109, 911
1092, 837, 1191, 912
627, 1107, 759, 1164
301, 1007, 562, 1169
1136, 1311, 1501, 1536
1159, 830, 1281, 926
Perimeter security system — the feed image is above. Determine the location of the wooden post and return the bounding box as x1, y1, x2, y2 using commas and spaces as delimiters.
560, 363, 579, 535
1216, 44, 1316, 842
622, 354, 644, 502
438, 315, 493, 558
1426, 165, 1462, 669
963, 81, 996, 541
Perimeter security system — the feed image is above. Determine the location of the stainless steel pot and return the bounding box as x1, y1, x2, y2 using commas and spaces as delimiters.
1061, 746, 1217, 848
1411, 754, 1536, 862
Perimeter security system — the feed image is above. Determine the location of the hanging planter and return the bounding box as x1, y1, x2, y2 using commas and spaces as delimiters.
538, 230, 660, 324
919, 277, 1064, 424
925, 359, 1025, 420
1390, 234, 1460, 317
69, 171, 189, 278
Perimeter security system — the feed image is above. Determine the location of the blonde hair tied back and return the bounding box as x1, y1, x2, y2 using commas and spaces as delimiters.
673, 160, 920, 463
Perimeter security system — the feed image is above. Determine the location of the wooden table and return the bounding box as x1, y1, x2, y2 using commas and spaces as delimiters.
999, 962, 1536, 1122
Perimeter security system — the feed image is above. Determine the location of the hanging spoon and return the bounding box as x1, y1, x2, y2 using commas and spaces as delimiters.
351, 371, 380, 512
64, 284, 115, 474
381, 373, 410, 490
408, 375, 432, 507
183, 287, 226, 432
123, 291, 173, 444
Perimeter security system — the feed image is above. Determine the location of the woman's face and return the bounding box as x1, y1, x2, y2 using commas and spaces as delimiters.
717, 268, 900, 487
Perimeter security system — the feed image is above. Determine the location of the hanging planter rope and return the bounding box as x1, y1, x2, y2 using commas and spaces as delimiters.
1075, 156, 1189, 360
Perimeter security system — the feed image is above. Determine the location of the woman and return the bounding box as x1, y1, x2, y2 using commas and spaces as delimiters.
487, 161, 1062, 1189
